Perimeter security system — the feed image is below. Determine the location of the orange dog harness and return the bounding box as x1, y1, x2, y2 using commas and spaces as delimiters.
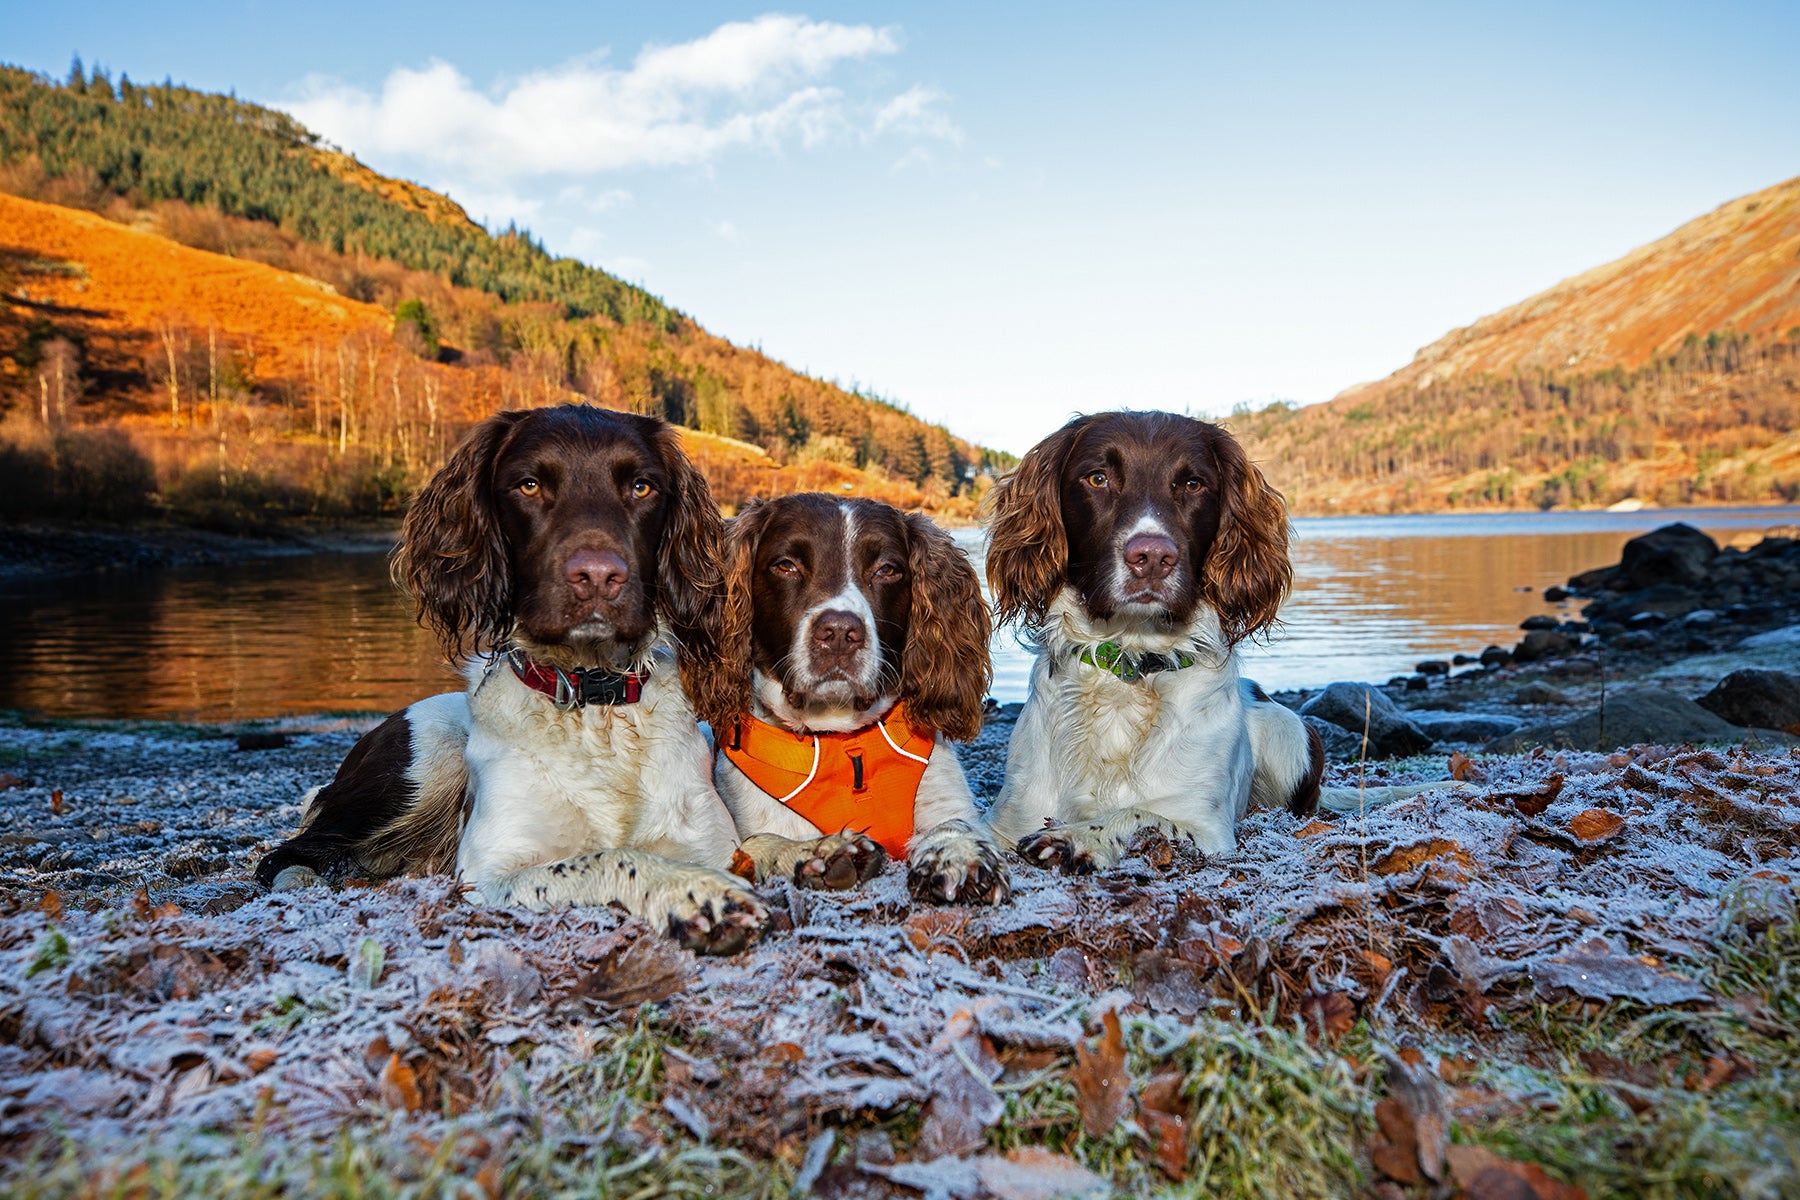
720, 704, 934, 859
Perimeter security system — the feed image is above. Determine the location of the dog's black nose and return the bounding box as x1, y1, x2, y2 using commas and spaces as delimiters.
566, 549, 629, 602
1123, 534, 1179, 581
811, 610, 867, 651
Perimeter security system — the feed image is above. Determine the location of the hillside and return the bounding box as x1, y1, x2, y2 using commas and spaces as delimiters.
1232, 176, 1800, 514
0, 63, 999, 529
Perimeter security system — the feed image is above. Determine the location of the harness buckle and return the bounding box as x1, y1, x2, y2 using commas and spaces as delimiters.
552, 670, 579, 710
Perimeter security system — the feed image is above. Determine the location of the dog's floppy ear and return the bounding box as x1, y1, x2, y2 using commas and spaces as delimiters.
902, 512, 992, 742
689, 497, 775, 729
395, 410, 526, 659
984, 415, 1088, 632
1203, 428, 1291, 646
649, 423, 729, 712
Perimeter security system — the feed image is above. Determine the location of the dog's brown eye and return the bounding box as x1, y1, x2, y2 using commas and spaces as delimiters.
1180, 477, 1203, 494
630, 479, 655, 499
517, 479, 540, 496
771, 558, 801, 577
1085, 471, 1108, 489
872, 562, 903, 582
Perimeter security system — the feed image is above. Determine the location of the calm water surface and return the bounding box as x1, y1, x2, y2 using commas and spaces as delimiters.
3, 506, 1797, 720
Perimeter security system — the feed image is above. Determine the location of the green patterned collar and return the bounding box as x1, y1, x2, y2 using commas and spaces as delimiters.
1074, 641, 1200, 682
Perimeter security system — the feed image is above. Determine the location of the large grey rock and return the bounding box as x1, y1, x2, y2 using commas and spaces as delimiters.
1695, 669, 1800, 733
1299, 682, 1434, 758
1488, 685, 1797, 753
1403, 710, 1525, 742
1616, 523, 1718, 589
1303, 714, 1365, 761
1512, 630, 1572, 662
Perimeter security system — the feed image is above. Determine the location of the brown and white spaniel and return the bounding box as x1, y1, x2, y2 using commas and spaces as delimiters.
711, 493, 1009, 905
255, 405, 769, 954
983, 410, 1328, 870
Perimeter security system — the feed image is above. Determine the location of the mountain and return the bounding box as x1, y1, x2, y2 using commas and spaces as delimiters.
1231, 176, 1800, 513
0, 63, 1001, 529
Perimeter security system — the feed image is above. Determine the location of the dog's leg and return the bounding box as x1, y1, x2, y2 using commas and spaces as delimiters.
1016, 804, 1233, 873
905, 745, 1009, 905
472, 849, 770, 956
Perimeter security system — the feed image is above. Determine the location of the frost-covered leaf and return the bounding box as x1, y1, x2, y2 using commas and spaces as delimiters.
1532, 938, 1706, 1004
567, 933, 693, 1006
1566, 808, 1625, 844
347, 936, 384, 989
1069, 1008, 1130, 1137
975, 1147, 1112, 1200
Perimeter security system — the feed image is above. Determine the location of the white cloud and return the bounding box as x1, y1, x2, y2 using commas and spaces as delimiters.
287, 15, 950, 181
874, 84, 963, 145
711, 220, 740, 241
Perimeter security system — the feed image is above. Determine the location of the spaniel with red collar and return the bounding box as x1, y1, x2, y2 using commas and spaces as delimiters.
712, 494, 1009, 905
255, 405, 769, 954
983, 411, 1327, 870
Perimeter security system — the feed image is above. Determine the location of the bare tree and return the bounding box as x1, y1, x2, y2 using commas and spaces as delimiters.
36, 338, 84, 428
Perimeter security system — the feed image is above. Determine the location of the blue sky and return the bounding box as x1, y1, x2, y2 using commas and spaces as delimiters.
8, 2, 1799, 452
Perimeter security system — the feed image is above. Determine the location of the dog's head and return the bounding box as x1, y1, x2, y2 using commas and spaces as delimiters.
395, 405, 724, 680
986, 411, 1290, 644
705, 494, 990, 740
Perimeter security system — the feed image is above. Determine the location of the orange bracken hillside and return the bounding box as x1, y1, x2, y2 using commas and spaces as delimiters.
1, 190, 388, 380
1230, 175, 1800, 514
1, 190, 942, 516
1345, 174, 1800, 396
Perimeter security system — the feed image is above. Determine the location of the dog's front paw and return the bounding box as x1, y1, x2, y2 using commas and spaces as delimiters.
663, 873, 772, 957
908, 822, 1010, 905
1015, 822, 1118, 875
795, 831, 887, 891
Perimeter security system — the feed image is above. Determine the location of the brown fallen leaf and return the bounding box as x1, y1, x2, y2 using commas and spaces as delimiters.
1138, 1065, 1190, 1176
1299, 991, 1356, 1042
728, 847, 758, 882
1295, 819, 1335, 838
50, 788, 66, 816
1373, 838, 1472, 876
919, 1009, 1004, 1159
379, 1053, 423, 1113
0, 772, 23, 790
567, 934, 695, 1006
1566, 808, 1624, 845
39, 890, 63, 919
243, 1047, 279, 1074
1447, 1144, 1588, 1200
1069, 1009, 1131, 1137
1448, 751, 1486, 782
1498, 773, 1564, 817
1369, 1097, 1421, 1185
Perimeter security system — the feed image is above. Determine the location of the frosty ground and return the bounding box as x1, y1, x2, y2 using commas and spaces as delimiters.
1, 679, 1796, 1200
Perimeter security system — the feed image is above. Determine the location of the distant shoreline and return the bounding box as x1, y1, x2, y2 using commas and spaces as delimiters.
0, 520, 397, 586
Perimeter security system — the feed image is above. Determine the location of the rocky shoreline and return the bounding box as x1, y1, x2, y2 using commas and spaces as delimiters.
1252, 522, 1800, 765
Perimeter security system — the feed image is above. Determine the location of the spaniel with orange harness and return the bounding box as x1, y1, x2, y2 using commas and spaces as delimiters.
712, 494, 1009, 905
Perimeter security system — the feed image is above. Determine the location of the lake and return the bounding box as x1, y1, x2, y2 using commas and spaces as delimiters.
3, 506, 1796, 720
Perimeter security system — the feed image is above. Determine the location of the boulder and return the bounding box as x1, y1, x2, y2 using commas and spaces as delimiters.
1520, 615, 1560, 631
1695, 669, 1800, 733
1299, 682, 1435, 758
1403, 710, 1525, 742
1615, 523, 1718, 589
1416, 660, 1450, 676
1303, 714, 1364, 761
1512, 630, 1572, 662
1487, 686, 1796, 753
1512, 682, 1569, 706
1479, 645, 1513, 668
1544, 585, 1570, 602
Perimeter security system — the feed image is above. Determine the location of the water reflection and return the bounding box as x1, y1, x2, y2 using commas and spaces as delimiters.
2, 506, 1795, 719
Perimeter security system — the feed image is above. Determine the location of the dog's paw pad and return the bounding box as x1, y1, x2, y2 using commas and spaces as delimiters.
668, 887, 771, 956
1016, 828, 1099, 875
795, 832, 887, 891
909, 839, 1011, 905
